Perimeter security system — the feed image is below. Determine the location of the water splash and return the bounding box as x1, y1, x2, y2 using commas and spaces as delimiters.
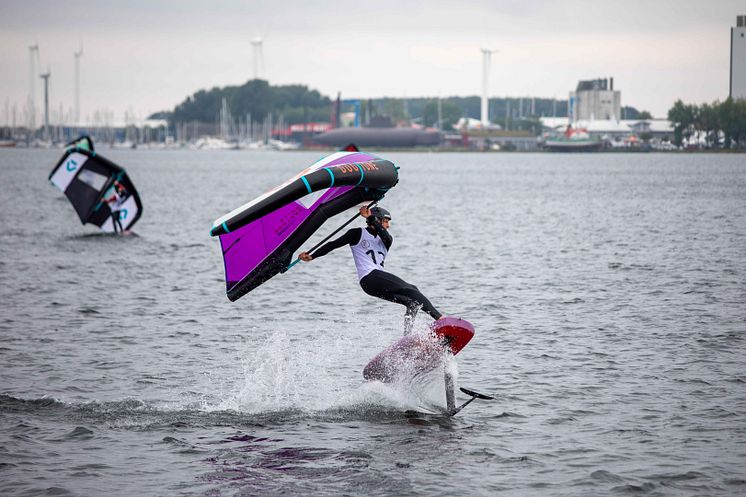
212, 317, 458, 415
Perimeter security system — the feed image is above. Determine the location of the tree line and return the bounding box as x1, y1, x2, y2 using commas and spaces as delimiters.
152, 78, 646, 134
154, 79, 332, 125
667, 97, 746, 149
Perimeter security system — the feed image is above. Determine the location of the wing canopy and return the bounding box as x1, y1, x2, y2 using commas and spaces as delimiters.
211, 151, 399, 301
49, 136, 143, 232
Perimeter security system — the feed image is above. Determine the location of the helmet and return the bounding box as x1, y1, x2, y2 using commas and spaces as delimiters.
367, 206, 392, 224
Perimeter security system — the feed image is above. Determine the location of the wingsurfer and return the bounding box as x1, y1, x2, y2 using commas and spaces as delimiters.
103, 180, 128, 234
299, 206, 443, 334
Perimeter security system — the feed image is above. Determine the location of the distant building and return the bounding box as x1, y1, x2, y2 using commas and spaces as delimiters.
569, 78, 621, 121
731, 15, 746, 100
313, 127, 441, 147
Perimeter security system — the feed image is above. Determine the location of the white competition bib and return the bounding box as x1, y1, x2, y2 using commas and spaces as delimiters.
350, 228, 388, 280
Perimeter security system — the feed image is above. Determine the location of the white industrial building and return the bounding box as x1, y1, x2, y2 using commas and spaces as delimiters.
731, 15, 746, 100
569, 78, 621, 121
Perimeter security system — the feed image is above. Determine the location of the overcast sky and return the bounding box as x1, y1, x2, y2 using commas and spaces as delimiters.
1, 0, 742, 123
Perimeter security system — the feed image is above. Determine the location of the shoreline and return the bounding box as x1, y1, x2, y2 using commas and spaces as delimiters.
2, 144, 745, 154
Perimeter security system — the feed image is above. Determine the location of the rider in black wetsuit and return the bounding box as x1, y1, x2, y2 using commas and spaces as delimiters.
103, 180, 128, 234
299, 206, 443, 334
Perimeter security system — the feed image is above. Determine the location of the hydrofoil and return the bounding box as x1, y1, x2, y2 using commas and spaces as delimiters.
363, 317, 494, 416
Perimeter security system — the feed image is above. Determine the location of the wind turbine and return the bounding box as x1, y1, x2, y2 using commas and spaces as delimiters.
251, 37, 264, 80
74, 44, 83, 125
480, 48, 499, 127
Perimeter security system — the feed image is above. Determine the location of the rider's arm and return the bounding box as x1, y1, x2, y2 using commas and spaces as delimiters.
369, 219, 393, 250
308, 228, 363, 260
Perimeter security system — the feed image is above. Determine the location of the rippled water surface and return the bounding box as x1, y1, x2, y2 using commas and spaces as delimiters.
1, 148, 745, 496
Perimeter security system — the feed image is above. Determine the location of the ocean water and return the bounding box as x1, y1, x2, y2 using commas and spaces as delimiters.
1, 148, 745, 496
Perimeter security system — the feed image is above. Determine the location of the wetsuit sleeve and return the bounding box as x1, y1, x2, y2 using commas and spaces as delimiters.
312, 228, 363, 259
369, 220, 393, 250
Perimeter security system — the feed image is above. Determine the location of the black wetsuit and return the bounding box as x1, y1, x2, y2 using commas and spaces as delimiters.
112, 210, 123, 233
312, 220, 442, 329
106, 185, 127, 234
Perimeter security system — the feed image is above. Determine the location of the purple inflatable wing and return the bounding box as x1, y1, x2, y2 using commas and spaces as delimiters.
211, 151, 399, 301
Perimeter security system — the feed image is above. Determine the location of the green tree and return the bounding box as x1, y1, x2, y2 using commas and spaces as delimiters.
719, 97, 746, 148
733, 99, 746, 148
172, 86, 226, 123
697, 102, 720, 148
168, 79, 331, 126
719, 98, 736, 148
422, 100, 462, 130
666, 97, 746, 150
230, 79, 274, 122
668, 99, 696, 147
